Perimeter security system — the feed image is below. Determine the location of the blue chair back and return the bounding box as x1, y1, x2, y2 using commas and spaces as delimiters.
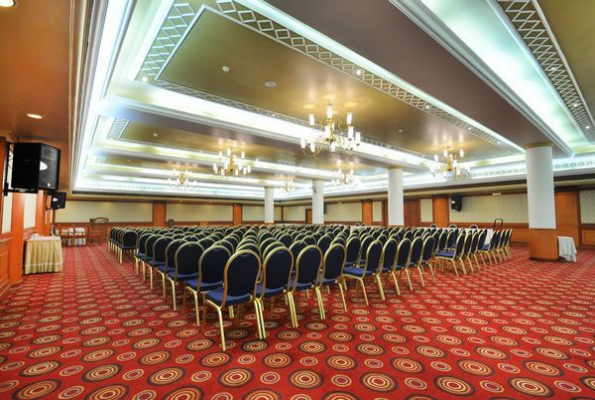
279, 234, 293, 248
321, 244, 346, 281
462, 233, 473, 256
409, 237, 423, 266
294, 245, 323, 286
261, 247, 293, 295
421, 236, 435, 264
453, 234, 466, 256
289, 241, 307, 262
317, 235, 332, 254
345, 237, 361, 265
381, 239, 398, 270
396, 238, 411, 269
174, 242, 204, 278
363, 241, 383, 274
165, 239, 186, 268
153, 237, 173, 263
221, 250, 261, 306
199, 246, 230, 288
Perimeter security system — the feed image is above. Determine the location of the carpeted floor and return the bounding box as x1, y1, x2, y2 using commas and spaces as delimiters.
0, 245, 594, 400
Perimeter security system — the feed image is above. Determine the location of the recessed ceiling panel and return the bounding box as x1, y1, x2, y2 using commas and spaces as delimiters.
157, 7, 508, 161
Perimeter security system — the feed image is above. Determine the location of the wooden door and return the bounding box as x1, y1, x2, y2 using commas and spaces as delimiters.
305, 209, 312, 224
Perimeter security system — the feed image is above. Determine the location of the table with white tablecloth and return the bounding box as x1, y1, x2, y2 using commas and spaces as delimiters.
557, 236, 577, 262
24, 236, 63, 274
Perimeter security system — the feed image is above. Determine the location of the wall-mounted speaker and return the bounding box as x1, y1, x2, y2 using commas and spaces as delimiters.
450, 195, 462, 212
11, 143, 61, 192
50, 192, 66, 210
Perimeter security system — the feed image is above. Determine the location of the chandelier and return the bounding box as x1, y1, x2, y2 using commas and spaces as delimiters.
301, 104, 362, 157
169, 169, 194, 188
432, 147, 471, 180
213, 148, 251, 177
283, 177, 295, 193
332, 168, 360, 188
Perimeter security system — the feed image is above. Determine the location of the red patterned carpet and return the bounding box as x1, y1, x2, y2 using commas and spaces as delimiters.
0, 245, 594, 400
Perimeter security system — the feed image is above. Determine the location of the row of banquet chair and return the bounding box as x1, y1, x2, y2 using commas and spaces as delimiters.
106, 224, 513, 350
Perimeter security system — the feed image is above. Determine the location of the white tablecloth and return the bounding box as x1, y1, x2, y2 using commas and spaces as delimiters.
558, 236, 577, 262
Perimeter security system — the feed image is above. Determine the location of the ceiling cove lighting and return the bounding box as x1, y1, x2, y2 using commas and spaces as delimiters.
213, 148, 251, 177
301, 104, 362, 157
0, 0, 15, 7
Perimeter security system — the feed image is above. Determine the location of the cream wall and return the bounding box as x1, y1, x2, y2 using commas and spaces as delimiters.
167, 204, 232, 222
579, 190, 595, 223
420, 198, 433, 223
449, 194, 528, 223
1, 193, 13, 234
283, 205, 307, 222
56, 201, 153, 223
373, 201, 383, 223
243, 206, 263, 222
325, 203, 362, 222
23, 193, 37, 229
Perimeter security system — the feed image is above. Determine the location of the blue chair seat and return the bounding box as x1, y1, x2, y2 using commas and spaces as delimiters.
149, 260, 166, 268
122, 245, 136, 250
436, 251, 455, 258
206, 288, 250, 306
136, 252, 146, 259
481, 244, 489, 251
291, 280, 313, 292
256, 283, 284, 298
343, 266, 373, 278
157, 264, 174, 273
317, 272, 337, 286
185, 279, 223, 292
166, 271, 199, 281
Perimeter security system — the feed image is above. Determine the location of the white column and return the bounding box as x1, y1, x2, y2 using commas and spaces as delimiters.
264, 187, 275, 224
312, 179, 324, 224
526, 145, 556, 229
388, 168, 404, 226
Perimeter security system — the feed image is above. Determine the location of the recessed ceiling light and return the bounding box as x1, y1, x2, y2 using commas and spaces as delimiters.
573, 103, 579, 108
27, 113, 43, 119
497, 141, 502, 145
587, 126, 591, 130
222, 66, 230, 73
152, 132, 158, 137
264, 80, 277, 88
467, 127, 472, 130
127, 159, 131, 163
424, 105, 430, 110
141, 76, 148, 83
398, 129, 403, 133
549, 66, 557, 71
355, 69, 363, 76
0, 0, 16, 8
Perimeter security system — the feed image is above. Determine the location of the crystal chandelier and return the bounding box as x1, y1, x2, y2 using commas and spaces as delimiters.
432, 147, 471, 180
213, 148, 251, 177
301, 104, 362, 157
332, 168, 360, 188
284, 177, 295, 193
169, 169, 194, 188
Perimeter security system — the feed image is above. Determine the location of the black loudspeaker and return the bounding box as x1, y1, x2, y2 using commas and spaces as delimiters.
167, 219, 175, 228
451, 195, 462, 212
50, 192, 66, 210
11, 143, 61, 192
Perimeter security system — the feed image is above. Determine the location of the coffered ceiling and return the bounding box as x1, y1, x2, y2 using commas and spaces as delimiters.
4, 0, 591, 201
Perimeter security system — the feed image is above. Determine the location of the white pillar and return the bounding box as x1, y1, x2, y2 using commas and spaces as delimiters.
264, 187, 275, 224
312, 179, 324, 224
526, 145, 556, 229
388, 168, 404, 226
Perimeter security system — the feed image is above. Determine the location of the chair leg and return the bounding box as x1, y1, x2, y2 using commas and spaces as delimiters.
358, 279, 369, 306
201, 294, 208, 328
390, 272, 401, 296
404, 268, 413, 291
170, 280, 177, 311
375, 274, 385, 300
142, 262, 147, 281
416, 266, 425, 288
229, 306, 235, 319
286, 292, 298, 328
467, 256, 474, 273
215, 306, 226, 351
191, 290, 200, 326
149, 267, 154, 289
255, 300, 266, 339
315, 287, 326, 320
337, 283, 348, 312
161, 273, 167, 299
270, 297, 276, 316
450, 259, 459, 276
428, 263, 436, 283
473, 255, 481, 271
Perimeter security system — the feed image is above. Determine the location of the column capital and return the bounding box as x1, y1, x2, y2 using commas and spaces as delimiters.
524, 142, 554, 150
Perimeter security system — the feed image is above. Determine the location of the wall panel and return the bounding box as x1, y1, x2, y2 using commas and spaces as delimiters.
373, 201, 383, 223
420, 198, 433, 223
449, 194, 528, 224
579, 190, 595, 223
23, 194, 37, 229
167, 204, 232, 222
284, 206, 307, 222
57, 201, 153, 223
325, 203, 362, 223
243, 206, 263, 222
